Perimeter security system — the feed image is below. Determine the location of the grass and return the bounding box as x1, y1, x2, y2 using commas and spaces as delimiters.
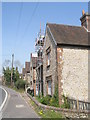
7, 85, 25, 93
29, 97, 63, 119
35, 96, 42, 102
13, 87, 24, 93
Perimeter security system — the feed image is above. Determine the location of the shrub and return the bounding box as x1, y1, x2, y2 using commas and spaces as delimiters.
37, 85, 59, 107
49, 85, 59, 107
61, 94, 70, 109
15, 79, 26, 89
40, 95, 51, 105
49, 97, 59, 107
27, 89, 34, 97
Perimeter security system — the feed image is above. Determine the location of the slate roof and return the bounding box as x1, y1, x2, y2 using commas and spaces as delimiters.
47, 23, 89, 46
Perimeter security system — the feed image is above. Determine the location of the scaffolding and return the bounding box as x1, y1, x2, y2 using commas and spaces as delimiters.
35, 26, 45, 96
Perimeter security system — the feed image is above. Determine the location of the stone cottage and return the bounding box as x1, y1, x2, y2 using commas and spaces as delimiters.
30, 53, 37, 96
43, 11, 90, 108
25, 62, 30, 83
22, 62, 30, 83
35, 33, 45, 96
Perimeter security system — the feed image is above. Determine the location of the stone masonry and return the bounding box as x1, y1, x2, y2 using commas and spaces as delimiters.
62, 47, 89, 102
43, 27, 57, 97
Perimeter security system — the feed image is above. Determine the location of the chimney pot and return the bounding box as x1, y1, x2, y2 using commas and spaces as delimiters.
80, 10, 90, 31
82, 10, 85, 15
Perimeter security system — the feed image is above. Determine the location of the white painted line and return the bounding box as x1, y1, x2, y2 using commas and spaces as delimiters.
16, 104, 24, 108
0, 86, 8, 112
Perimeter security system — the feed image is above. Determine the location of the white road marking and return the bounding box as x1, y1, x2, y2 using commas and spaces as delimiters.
0, 86, 8, 112
16, 104, 24, 108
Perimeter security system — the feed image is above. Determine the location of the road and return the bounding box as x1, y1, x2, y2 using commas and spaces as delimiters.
2, 87, 39, 118
0, 87, 6, 108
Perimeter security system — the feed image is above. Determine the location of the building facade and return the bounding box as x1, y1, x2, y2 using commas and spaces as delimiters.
35, 32, 45, 96
30, 53, 37, 96
22, 62, 30, 84
43, 11, 90, 107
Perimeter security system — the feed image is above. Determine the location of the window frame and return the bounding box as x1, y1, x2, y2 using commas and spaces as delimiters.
46, 46, 51, 67
47, 80, 52, 96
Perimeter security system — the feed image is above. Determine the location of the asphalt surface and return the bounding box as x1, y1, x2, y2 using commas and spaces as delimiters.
0, 87, 6, 107
2, 87, 39, 118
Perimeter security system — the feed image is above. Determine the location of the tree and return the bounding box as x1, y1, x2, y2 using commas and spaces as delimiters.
3, 66, 26, 90
3, 67, 11, 85
3, 60, 11, 68
3, 66, 20, 85
15, 79, 26, 89
15, 67, 19, 81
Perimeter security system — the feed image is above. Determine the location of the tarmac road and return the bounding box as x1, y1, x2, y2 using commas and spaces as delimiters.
2, 87, 39, 118
0, 88, 6, 110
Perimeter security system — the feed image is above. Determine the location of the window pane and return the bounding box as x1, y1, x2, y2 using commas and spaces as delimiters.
48, 81, 51, 95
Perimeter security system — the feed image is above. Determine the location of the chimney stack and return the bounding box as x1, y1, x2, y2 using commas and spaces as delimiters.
80, 10, 90, 31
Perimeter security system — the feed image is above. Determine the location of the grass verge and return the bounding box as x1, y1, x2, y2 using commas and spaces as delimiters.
29, 97, 63, 118
6, 85, 24, 93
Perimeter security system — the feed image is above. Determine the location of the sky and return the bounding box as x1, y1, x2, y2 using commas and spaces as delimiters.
2, 2, 88, 73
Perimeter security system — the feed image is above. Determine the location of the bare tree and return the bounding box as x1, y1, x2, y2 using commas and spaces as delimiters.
14, 60, 24, 73
3, 59, 11, 68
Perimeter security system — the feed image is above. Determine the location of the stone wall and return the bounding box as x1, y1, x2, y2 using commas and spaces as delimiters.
62, 47, 88, 102
43, 27, 57, 96
27, 92, 89, 119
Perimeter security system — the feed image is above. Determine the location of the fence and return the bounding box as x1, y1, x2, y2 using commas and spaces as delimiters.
67, 98, 90, 110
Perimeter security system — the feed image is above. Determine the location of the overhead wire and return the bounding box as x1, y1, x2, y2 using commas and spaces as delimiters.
15, 2, 23, 47
16, 2, 23, 39
21, 2, 39, 39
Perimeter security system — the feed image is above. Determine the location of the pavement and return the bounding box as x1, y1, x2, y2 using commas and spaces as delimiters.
2, 87, 39, 118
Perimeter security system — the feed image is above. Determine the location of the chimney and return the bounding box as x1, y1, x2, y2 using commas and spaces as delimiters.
80, 10, 90, 31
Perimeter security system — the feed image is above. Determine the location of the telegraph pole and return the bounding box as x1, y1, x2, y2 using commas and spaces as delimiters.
11, 54, 14, 86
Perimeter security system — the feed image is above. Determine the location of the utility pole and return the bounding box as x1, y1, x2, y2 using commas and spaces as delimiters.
11, 54, 14, 86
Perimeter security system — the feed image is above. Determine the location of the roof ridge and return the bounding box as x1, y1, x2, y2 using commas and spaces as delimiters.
47, 23, 81, 28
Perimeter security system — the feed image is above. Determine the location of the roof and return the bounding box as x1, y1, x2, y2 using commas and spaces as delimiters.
47, 23, 89, 46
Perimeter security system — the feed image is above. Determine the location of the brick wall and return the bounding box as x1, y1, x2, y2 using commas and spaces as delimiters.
57, 47, 63, 105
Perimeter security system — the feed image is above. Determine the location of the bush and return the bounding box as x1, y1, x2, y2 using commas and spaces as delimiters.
37, 85, 59, 107
27, 89, 34, 97
60, 94, 70, 109
49, 97, 59, 107
15, 79, 26, 90
40, 95, 51, 105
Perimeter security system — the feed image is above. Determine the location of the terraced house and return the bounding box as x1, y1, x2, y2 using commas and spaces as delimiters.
43, 11, 90, 109
22, 62, 30, 83
30, 53, 37, 96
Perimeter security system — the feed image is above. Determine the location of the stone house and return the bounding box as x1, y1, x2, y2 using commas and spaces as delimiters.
22, 62, 30, 83
35, 34, 45, 96
25, 62, 30, 83
22, 68, 26, 80
43, 11, 90, 108
30, 53, 37, 96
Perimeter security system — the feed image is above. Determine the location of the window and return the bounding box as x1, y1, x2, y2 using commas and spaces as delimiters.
46, 47, 51, 67
47, 52, 50, 66
30, 81, 32, 85
47, 80, 52, 95
33, 80, 35, 83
